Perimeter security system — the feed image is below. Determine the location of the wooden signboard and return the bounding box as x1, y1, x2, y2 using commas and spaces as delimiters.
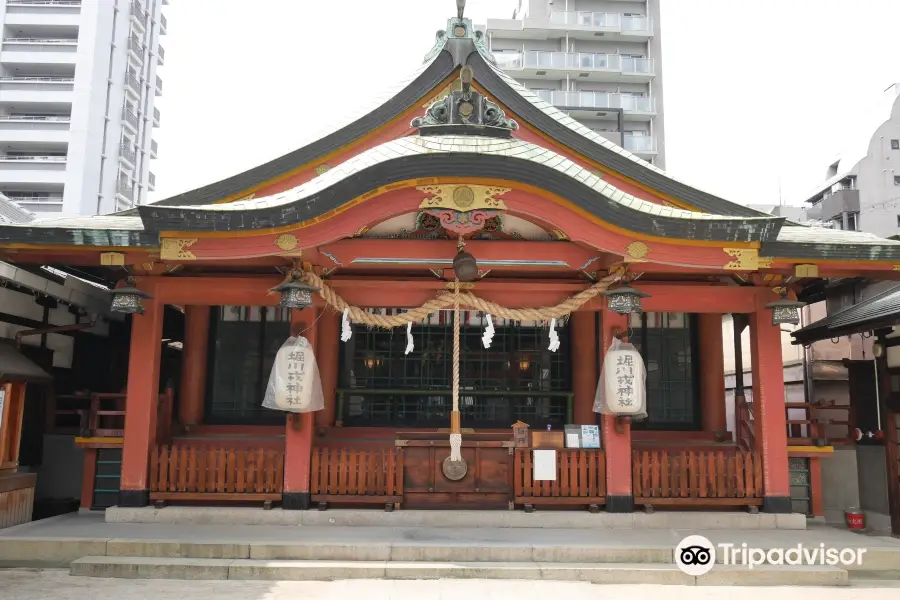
531, 431, 564, 449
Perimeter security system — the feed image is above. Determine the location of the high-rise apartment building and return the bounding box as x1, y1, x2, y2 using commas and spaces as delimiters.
0, 0, 167, 218
485, 0, 665, 167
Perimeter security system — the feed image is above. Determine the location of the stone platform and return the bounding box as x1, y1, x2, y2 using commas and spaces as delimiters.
1, 512, 898, 586
105, 506, 808, 530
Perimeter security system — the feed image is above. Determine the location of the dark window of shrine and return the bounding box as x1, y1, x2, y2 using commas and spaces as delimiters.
204, 306, 290, 425
338, 309, 572, 428
627, 312, 702, 430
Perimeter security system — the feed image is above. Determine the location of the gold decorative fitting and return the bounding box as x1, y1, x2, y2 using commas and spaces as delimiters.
100, 252, 125, 266
625, 241, 650, 261
315, 165, 332, 176
274, 233, 299, 252
418, 184, 510, 212
160, 238, 198, 261
723, 248, 760, 271
794, 264, 818, 278
758, 257, 774, 269
354, 226, 370, 237
549, 229, 569, 241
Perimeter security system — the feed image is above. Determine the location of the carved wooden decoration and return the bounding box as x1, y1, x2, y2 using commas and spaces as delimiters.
418, 185, 510, 212
160, 238, 198, 261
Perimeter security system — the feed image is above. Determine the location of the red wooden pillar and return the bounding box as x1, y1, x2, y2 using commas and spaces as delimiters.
698, 313, 727, 437
119, 292, 163, 507
178, 306, 210, 428
809, 457, 824, 517
600, 308, 634, 512
748, 292, 791, 512
79, 448, 97, 510
283, 307, 318, 510
315, 310, 340, 430
572, 311, 598, 424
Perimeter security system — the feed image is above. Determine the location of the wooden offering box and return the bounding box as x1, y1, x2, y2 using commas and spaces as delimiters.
531, 431, 565, 449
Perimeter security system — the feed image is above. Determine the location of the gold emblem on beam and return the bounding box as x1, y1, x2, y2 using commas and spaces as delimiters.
100, 252, 125, 266
723, 248, 761, 271
549, 229, 569, 241
758, 257, 774, 269
160, 238, 198, 261
625, 241, 650, 261
794, 264, 818, 278
274, 233, 299, 252
315, 165, 332, 176
418, 184, 510, 212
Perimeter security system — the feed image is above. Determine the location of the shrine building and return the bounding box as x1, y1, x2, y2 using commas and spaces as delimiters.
3, 9, 900, 518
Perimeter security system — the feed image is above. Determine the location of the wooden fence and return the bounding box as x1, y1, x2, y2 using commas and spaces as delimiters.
310, 447, 403, 505
149, 445, 284, 502
633, 448, 763, 507
513, 449, 606, 506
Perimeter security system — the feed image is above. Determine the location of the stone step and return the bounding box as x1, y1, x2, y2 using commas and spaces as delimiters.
105, 506, 808, 530
69, 555, 849, 586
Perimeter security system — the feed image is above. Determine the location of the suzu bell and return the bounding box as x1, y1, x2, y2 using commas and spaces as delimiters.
274, 280, 320, 309
765, 296, 805, 326
110, 286, 153, 315
602, 284, 650, 315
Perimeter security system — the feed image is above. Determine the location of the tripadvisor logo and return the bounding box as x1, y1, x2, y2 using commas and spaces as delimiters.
675, 535, 867, 576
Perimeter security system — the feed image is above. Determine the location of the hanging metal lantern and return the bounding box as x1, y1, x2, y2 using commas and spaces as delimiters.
110, 286, 153, 315
274, 280, 319, 309
765, 296, 805, 326
603, 284, 650, 315
453, 249, 478, 282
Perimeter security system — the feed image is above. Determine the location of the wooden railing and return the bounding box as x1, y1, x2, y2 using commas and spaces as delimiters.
51, 389, 173, 442
633, 449, 763, 507
149, 445, 284, 502
735, 394, 756, 452
310, 447, 403, 506
785, 400, 854, 446
513, 449, 606, 506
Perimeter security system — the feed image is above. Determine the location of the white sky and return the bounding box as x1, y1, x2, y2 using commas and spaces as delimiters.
149, 0, 900, 208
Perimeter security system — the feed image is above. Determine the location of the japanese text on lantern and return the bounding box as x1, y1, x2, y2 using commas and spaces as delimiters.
615, 354, 635, 409
284, 346, 307, 407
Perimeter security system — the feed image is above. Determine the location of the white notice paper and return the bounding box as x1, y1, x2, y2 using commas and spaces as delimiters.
533, 449, 557, 481
566, 433, 580, 449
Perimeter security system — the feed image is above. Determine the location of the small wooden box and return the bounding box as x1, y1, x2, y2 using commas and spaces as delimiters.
531, 431, 565, 449
512, 421, 530, 448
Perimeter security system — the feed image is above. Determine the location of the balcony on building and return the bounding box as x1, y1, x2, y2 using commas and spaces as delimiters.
816, 184, 860, 228
152, 106, 160, 127
533, 89, 656, 121
486, 11, 653, 42
1, 28, 78, 65
0, 144, 68, 184
125, 68, 141, 98
591, 129, 622, 147
128, 33, 144, 63
623, 133, 658, 157
148, 171, 155, 191
116, 178, 134, 204
157, 44, 165, 65
122, 107, 139, 133
3, 189, 64, 213
494, 50, 655, 83
119, 143, 136, 167
0, 66, 75, 104
0, 112, 71, 143
150, 139, 158, 158
5, 1, 82, 27
131, 0, 147, 32
159, 12, 167, 35
155, 75, 162, 96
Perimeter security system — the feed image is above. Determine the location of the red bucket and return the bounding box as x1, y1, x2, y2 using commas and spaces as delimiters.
844, 508, 865, 531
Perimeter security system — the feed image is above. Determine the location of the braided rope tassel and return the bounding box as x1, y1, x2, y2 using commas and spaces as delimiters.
450, 279, 462, 462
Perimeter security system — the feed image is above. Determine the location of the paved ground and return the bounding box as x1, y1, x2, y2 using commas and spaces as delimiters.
2, 569, 900, 599
2, 512, 898, 550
